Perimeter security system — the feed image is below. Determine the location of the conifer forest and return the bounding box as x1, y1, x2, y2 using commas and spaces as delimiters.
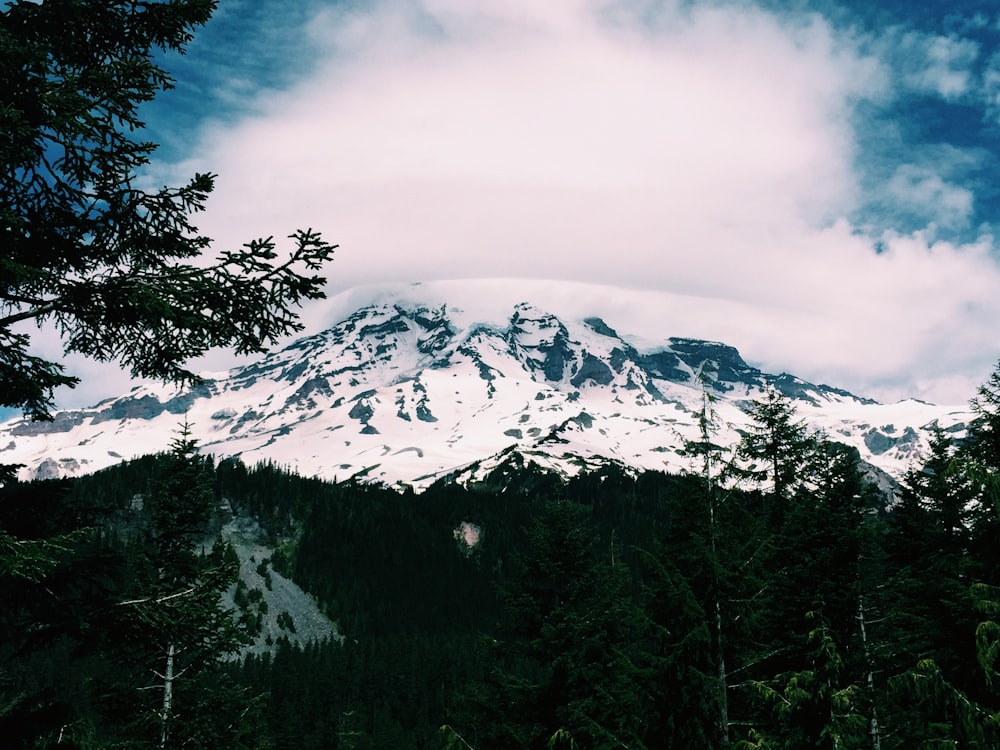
3, 372, 1000, 748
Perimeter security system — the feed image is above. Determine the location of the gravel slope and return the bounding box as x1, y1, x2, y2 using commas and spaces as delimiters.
218, 511, 340, 657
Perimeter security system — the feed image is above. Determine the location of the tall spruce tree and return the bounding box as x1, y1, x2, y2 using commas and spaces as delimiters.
116, 423, 241, 747
743, 441, 881, 749
728, 388, 818, 530
727, 392, 892, 748
879, 413, 1000, 746
969, 362, 1000, 471
681, 365, 734, 747
884, 431, 978, 684
0, 428, 261, 748
637, 543, 721, 748
744, 611, 867, 750
968, 363, 1000, 703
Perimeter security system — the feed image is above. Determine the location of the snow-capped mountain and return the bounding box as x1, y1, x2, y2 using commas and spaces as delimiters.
0, 281, 972, 489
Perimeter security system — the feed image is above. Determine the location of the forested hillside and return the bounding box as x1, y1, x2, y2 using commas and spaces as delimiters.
3, 374, 1000, 748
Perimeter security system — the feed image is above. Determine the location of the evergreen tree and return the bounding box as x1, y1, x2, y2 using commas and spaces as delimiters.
680, 366, 735, 747
743, 443, 884, 748
728, 388, 818, 530
1, 2, 333, 739
969, 362, 1000, 471
728, 393, 888, 748
1, 0, 336, 421
768, 442, 878, 657
965, 363, 1000, 585
887, 658, 1000, 748
636, 544, 721, 748
878, 418, 1000, 747
0, 427, 256, 748
110, 423, 242, 747
882, 431, 978, 688
967, 365, 1000, 700
743, 611, 867, 750
478, 500, 655, 749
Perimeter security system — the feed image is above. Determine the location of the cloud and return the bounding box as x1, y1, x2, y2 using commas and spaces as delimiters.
28, 0, 1000, 411
167, 0, 876, 256
885, 165, 974, 229
895, 31, 980, 100
983, 49, 1000, 120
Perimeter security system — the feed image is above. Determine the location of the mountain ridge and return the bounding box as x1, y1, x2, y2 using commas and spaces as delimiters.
0, 281, 971, 489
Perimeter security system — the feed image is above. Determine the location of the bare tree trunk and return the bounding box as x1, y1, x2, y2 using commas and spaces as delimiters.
160, 643, 175, 750
714, 594, 730, 746
700, 385, 730, 747
858, 598, 882, 750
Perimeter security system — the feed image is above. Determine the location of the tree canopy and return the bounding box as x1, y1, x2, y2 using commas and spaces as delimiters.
0, 0, 336, 420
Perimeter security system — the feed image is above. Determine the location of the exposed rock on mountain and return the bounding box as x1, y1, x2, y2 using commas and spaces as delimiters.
0, 282, 970, 489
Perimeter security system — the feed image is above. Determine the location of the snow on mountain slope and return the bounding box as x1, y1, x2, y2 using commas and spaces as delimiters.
0, 281, 973, 489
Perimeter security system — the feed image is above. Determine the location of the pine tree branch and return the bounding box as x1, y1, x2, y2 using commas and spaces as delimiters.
117, 586, 197, 607
0, 300, 61, 327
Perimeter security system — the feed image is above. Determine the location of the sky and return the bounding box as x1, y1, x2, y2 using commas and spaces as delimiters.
18, 0, 1000, 414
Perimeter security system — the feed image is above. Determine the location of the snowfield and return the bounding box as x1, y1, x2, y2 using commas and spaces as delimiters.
0, 280, 972, 490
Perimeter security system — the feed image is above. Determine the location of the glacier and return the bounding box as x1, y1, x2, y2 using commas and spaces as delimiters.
0, 280, 972, 490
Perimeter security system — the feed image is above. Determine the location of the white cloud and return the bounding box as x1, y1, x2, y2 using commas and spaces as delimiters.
886, 165, 975, 229
895, 31, 979, 100
169, 0, 876, 258
31, 0, 1000, 411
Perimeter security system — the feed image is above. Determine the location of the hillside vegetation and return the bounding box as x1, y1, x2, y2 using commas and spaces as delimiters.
2, 378, 1000, 748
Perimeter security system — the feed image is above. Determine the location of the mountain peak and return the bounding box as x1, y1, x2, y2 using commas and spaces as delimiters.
0, 281, 970, 489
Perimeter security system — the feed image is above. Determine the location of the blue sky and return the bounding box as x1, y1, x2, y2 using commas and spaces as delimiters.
14, 0, 1000, 417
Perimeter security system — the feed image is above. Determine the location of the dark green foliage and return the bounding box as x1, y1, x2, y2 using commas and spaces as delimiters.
636, 544, 721, 748
870, 364, 1000, 747
0, 0, 335, 420
887, 659, 1000, 748
8, 1, 999, 743
7, 362, 1000, 748
970, 365, 1000, 471
882, 432, 979, 686
967, 371, 1000, 586
276, 611, 296, 633
0, 7, 336, 734
0, 432, 250, 748
743, 612, 868, 750
473, 500, 655, 748
728, 388, 819, 529
0, 448, 976, 747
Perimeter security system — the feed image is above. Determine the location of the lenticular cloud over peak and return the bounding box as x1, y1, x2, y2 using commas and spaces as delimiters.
64, 0, 1000, 411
